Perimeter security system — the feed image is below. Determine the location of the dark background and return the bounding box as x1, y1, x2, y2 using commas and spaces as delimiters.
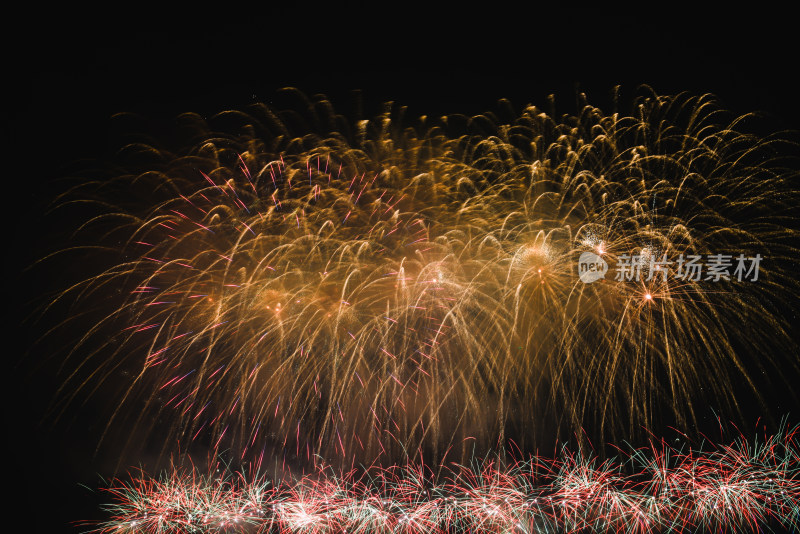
8, 7, 800, 532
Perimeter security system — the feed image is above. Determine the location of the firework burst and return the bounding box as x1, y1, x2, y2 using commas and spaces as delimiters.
92, 426, 800, 533
43, 87, 799, 466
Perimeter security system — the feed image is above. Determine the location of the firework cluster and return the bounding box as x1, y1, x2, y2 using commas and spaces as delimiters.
95, 428, 800, 533
49, 89, 799, 466
47, 89, 800, 533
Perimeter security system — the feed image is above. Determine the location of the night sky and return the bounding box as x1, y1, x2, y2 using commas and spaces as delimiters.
9, 8, 800, 533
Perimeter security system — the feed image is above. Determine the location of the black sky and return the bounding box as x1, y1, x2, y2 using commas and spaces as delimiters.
8, 7, 800, 533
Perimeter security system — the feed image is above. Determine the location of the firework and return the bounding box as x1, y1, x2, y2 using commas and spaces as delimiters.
44, 88, 799, 465
92, 427, 800, 533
